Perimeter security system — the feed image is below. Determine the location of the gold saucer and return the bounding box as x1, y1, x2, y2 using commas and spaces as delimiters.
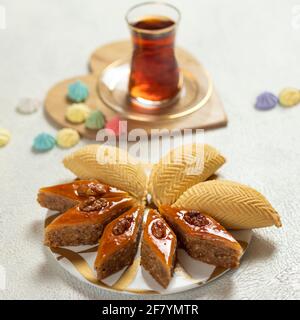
98, 57, 213, 122
44, 40, 227, 139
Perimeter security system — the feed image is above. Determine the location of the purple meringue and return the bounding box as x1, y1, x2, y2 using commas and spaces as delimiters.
255, 92, 278, 110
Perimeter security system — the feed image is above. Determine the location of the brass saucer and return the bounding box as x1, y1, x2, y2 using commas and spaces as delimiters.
98, 57, 213, 122
44, 40, 227, 139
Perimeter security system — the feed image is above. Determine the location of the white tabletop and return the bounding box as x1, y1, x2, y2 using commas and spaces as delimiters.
0, 0, 299, 300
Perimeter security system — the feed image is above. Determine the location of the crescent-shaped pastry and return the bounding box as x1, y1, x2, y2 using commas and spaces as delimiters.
63, 144, 147, 200
174, 180, 281, 229
148, 144, 225, 207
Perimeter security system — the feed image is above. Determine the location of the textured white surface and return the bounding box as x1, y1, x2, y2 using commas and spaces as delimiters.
0, 0, 300, 300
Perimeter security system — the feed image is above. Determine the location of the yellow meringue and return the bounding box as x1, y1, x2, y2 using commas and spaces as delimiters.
0, 128, 11, 147
279, 88, 300, 107
65, 103, 91, 124
56, 128, 80, 148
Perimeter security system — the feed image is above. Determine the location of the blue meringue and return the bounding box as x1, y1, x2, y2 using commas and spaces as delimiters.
67, 80, 89, 102
255, 92, 278, 110
33, 133, 56, 152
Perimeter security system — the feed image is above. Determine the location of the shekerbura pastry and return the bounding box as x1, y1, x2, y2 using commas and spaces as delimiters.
63, 144, 147, 200
174, 180, 281, 229
148, 144, 225, 207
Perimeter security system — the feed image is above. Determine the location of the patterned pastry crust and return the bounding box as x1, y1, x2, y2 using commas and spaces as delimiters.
63, 144, 148, 200
148, 144, 225, 207
174, 180, 281, 229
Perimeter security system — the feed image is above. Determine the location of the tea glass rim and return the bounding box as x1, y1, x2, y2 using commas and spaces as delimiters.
125, 1, 181, 35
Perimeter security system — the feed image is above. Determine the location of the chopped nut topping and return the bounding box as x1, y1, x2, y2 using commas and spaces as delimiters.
151, 220, 167, 239
79, 197, 108, 212
183, 211, 209, 227
77, 183, 107, 197
112, 216, 133, 235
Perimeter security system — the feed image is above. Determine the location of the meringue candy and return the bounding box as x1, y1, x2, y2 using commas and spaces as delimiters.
33, 133, 56, 152
85, 110, 105, 130
105, 116, 121, 136
278, 87, 300, 107
57, 128, 80, 148
255, 92, 278, 110
67, 80, 89, 103
66, 103, 91, 124
16, 98, 42, 114
0, 128, 11, 147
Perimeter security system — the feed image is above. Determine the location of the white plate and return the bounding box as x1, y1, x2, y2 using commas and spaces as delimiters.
45, 210, 252, 295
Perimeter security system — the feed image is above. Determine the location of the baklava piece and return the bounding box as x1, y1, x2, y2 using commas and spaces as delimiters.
37, 180, 128, 212
141, 209, 177, 288
44, 196, 135, 247
160, 205, 243, 268
94, 206, 144, 280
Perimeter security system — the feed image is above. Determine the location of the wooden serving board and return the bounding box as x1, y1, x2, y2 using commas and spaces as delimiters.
44, 40, 227, 139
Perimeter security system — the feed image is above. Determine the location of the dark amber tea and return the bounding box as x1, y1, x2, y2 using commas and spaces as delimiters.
126, 3, 181, 109
132, 16, 174, 31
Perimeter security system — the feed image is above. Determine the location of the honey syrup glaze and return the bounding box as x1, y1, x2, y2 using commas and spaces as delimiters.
48, 197, 135, 227
97, 206, 144, 259
39, 180, 128, 200
145, 209, 177, 266
159, 205, 238, 243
